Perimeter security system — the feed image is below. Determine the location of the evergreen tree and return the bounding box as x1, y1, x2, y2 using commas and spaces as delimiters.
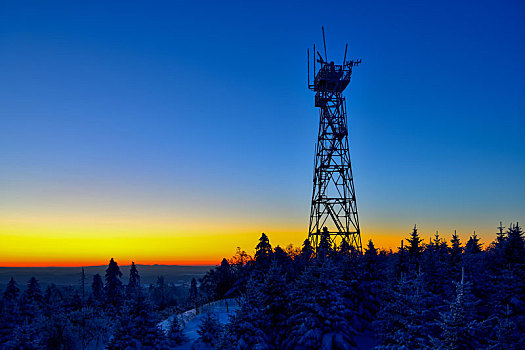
216, 258, 233, 298
107, 293, 168, 349
503, 222, 525, 265
462, 232, 492, 318
396, 239, 409, 277
259, 262, 290, 346
284, 261, 357, 349
69, 305, 112, 350
422, 232, 452, 298
357, 239, 383, 331
3, 276, 20, 301
104, 258, 123, 309
166, 315, 187, 346
91, 273, 104, 303
336, 239, 352, 261
254, 232, 272, 268
69, 291, 82, 311
0, 277, 21, 343
5, 322, 42, 350
490, 304, 524, 350
464, 232, 482, 255
434, 269, 486, 349
43, 284, 63, 316
152, 276, 169, 309
20, 277, 44, 323
40, 312, 77, 349
221, 272, 269, 349
375, 271, 440, 349
406, 224, 423, 269
450, 230, 462, 268
365, 239, 377, 257
316, 227, 333, 259
496, 221, 506, 245
297, 239, 314, 270
196, 313, 223, 348
126, 261, 141, 298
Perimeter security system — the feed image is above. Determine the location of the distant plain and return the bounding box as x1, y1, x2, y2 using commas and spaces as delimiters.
0, 265, 213, 290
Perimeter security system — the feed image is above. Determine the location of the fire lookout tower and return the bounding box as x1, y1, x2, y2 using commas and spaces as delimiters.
307, 28, 362, 252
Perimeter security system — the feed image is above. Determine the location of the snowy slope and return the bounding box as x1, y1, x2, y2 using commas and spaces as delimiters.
159, 299, 241, 349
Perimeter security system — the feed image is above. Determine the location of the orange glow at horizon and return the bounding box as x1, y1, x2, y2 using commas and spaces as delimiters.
0, 214, 499, 267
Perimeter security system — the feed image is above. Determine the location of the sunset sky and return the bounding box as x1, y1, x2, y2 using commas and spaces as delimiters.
1, 0, 524, 266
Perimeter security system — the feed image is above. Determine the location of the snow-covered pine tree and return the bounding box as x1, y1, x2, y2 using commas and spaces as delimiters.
40, 312, 77, 349
166, 314, 187, 346
422, 232, 452, 299
220, 276, 268, 349
461, 232, 492, 318
107, 292, 168, 350
126, 261, 141, 298
43, 284, 63, 317
406, 224, 423, 271
317, 227, 333, 260
20, 277, 44, 324
194, 312, 223, 349
216, 258, 233, 299
104, 258, 123, 311
375, 270, 439, 349
0, 277, 21, 343
449, 230, 462, 274
283, 261, 357, 350
254, 232, 273, 269
91, 273, 104, 304
503, 222, 525, 266
489, 304, 524, 350
434, 269, 486, 349
221, 261, 288, 349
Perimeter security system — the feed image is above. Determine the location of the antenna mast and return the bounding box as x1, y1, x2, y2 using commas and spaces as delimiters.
307, 27, 363, 252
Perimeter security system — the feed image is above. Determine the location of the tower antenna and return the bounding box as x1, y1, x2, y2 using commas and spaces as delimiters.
322, 26, 328, 61
307, 48, 310, 87
307, 33, 363, 252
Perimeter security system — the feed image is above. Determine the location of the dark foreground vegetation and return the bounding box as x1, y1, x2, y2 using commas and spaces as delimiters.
0, 223, 523, 349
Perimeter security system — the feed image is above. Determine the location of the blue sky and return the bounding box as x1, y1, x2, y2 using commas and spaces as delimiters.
0, 0, 524, 263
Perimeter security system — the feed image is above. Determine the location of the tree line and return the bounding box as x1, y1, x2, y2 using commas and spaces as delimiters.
0, 222, 523, 349
194, 223, 524, 349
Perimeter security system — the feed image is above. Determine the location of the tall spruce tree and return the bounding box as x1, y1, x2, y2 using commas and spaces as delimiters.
503, 222, 525, 265
317, 227, 332, 259
126, 261, 141, 298
450, 230, 462, 268
166, 315, 187, 347
0, 277, 21, 343
20, 277, 44, 323
375, 270, 440, 349
104, 258, 123, 310
254, 232, 273, 268
435, 269, 485, 349
406, 224, 423, 270
465, 232, 482, 255
284, 261, 357, 349
107, 293, 168, 349
91, 273, 104, 303
297, 239, 314, 270
196, 313, 223, 348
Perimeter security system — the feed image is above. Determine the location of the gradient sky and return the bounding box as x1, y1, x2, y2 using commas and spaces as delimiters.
1, 0, 524, 266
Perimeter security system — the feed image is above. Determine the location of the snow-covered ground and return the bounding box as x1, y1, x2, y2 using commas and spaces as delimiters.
159, 299, 376, 349
159, 298, 241, 348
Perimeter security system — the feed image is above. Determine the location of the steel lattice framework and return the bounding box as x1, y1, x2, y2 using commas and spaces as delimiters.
307, 29, 362, 252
